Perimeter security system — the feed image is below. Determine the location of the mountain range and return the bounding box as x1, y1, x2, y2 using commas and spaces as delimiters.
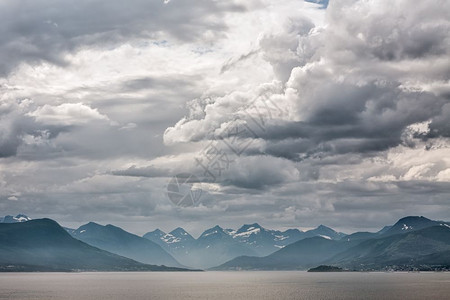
213, 216, 450, 271
143, 223, 346, 268
1, 214, 449, 271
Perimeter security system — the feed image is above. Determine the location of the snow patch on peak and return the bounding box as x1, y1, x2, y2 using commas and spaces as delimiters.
401, 224, 413, 231
318, 234, 332, 240
274, 235, 288, 241
15, 214, 32, 222
162, 233, 181, 244
201, 230, 221, 238
233, 227, 261, 238
225, 229, 236, 236
0, 214, 32, 223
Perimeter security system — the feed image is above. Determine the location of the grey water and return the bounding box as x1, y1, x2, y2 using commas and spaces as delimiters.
0, 271, 449, 300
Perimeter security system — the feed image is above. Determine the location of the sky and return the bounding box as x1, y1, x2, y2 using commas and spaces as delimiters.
0, 0, 449, 237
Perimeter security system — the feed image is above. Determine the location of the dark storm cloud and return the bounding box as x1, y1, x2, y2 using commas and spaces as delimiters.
172, 81, 444, 162
325, 0, 449, 62
0, 0, 244, 75
254, 83, 446, 160
426, 103, 450, 138
165, 0, 450, 162
0, 100, 72, 158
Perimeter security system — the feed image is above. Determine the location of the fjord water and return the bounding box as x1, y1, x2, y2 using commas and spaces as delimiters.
0, 271, 449, 300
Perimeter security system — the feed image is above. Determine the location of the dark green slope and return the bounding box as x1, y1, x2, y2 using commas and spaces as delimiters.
212, 237, 358, 270
0, 219, 190, 272
339, 216, 449, 243
328, 226, 450, 269
381, 216, 449, 236
71, 222, 183, 268
344, 231, 378, 242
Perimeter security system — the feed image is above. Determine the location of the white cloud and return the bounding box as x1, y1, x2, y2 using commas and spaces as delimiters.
27, 103, 109, 126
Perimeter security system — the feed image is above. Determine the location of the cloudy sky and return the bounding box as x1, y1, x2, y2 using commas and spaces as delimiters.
0, 0, 449, 236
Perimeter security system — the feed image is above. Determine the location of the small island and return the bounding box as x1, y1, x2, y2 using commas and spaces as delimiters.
307, 265, 345, 272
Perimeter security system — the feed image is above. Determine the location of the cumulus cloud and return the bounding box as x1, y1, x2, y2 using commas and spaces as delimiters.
27, 103, 109, 126
164, 0, 450, 168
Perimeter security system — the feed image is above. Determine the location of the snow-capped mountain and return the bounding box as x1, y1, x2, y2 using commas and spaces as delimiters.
0, 214, 32, 223
143, 223, 347, 269
143, 227, 195, 251
144, 225, 255, 269
167, 227, 195, 244
191, 225, 258, 268
142, 229, 166, 246
226, 223, 300, 256
227, 223, 346, 256
143, 227, 197, 267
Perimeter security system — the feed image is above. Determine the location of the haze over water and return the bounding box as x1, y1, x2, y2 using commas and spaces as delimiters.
1, 271, 449, 300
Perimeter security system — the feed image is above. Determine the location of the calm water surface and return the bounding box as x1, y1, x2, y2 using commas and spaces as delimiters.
0, 271, 449, 300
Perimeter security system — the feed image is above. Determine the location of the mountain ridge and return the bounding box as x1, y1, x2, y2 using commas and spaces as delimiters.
70, 221, 184, 268
0, 219, 193, 272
